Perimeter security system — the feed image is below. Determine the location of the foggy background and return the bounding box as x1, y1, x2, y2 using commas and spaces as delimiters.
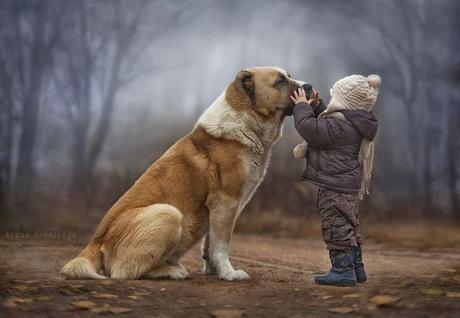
1, 0, 459, 233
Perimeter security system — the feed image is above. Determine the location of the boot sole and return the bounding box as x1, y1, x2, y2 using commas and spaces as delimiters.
315, 279, 357, 287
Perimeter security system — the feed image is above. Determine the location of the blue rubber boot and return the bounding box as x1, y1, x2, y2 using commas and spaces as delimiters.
353, 245, 367, 283
314, 250, 357, 287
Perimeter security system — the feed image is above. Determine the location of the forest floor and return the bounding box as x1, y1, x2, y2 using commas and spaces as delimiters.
1, 234, 460, 318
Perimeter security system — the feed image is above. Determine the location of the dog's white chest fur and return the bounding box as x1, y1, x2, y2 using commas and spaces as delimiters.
196, 91, 282, 217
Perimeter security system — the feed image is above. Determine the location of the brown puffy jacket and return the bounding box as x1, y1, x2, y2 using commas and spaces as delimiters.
293, 101, 378, 193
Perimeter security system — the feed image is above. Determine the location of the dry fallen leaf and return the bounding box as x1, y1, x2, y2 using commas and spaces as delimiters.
127, 295, 141, 300
343, 293, 360, 299
452, 274, 460, 283
3, 297, 34, 308
133, 291, 150, 296
328, 307, 354, 314
34, 296, 54, 302
440, 268, 457, 273
211, 308, 244, 318
370, 295, 400, 307
71, 300, 97, 310
100, 280, 114, 285
366, 304, 377, 311
94, 293, 118, 299
90, 307, 110, 314
109, 307, 133, 314
446, 292, 460, 298
420, 288, 443, 297
321, 295, 334, 300
12, 285, 30, 291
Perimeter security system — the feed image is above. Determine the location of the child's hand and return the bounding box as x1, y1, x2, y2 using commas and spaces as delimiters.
290, 88, 321, 106
310, 89, 320, 107
290, 88, 308, 104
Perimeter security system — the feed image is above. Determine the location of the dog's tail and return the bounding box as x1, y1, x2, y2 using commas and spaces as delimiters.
61, 240, 108, 279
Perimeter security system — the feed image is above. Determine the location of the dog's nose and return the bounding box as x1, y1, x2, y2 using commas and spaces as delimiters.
301, 83, 313, 91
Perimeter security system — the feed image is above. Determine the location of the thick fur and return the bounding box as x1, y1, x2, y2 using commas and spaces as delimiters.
61, 66, 300, 281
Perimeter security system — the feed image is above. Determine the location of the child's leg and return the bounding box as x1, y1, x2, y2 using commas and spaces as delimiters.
352, 203, 367, 283
315, 188, 360, 286
317, 188, 360, 250
322, 191, 367, 283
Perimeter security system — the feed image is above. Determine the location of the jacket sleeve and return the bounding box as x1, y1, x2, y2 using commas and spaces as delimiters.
312, 99, 327, 117
293, 102, 333, 147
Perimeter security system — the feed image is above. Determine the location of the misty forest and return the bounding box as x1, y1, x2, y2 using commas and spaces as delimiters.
1, 0, 459, 233
2, 1, 460, 317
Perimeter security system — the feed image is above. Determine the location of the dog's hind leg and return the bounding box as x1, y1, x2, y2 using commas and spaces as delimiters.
103, 204, 183, 279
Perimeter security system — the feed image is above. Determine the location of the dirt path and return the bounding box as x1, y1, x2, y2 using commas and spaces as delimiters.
1, 234, 459, 317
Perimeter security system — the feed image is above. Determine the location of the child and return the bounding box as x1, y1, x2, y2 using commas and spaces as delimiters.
290, 74, 380, 287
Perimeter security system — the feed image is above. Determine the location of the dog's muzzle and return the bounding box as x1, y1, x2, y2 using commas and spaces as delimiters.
294, 80, 306, 86
283, 80, 311, 116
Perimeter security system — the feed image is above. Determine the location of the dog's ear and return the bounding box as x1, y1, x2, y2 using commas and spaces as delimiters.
235, 70, 254, 103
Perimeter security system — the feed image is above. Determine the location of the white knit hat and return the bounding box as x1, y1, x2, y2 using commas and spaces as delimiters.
329, 74, 381, 112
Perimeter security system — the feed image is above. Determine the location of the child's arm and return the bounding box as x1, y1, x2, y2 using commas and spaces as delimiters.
304, 88, 326, 117
290, 88, 333, 147
312, 99, 326, 117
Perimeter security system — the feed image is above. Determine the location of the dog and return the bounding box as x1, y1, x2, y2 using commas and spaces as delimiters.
61, 66, 303, 281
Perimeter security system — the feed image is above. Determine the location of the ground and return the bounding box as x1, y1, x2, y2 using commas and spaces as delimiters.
0, 234, 459, 317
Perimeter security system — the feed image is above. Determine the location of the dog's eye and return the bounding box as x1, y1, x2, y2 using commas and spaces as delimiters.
286, 72, 291, 78
274, 76, 286, 86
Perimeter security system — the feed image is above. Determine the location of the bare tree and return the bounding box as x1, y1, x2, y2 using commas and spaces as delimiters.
0, 0, 61, 213
51, 0, 194, 203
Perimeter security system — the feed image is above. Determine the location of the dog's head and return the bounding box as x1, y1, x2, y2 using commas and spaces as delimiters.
227, 66, 304, 119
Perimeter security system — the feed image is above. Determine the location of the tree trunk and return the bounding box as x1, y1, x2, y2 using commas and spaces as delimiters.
14, 4, 47, 211
446, 95, 460, 218
0, 61, 14, 216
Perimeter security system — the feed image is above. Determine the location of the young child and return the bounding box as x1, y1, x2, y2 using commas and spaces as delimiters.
290, 74, 381, 287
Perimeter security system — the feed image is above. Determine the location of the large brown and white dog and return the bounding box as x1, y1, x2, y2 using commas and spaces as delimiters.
61, 66, 303, 281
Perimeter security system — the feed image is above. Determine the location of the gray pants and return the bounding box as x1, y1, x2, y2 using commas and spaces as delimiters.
317, 188, 362, 250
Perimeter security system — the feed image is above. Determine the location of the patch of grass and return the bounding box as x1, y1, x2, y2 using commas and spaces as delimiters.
236, 212, 460, 249
235, 211, 321, 239
362, 219, 460, 249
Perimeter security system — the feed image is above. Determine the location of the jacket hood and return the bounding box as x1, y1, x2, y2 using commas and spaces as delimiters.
341, 110, 378, 141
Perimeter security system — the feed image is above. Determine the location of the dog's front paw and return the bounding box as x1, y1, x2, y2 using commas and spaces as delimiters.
218, 269, 250, 281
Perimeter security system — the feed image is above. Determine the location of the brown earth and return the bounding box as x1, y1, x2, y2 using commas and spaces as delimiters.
0, 234, 459, 317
